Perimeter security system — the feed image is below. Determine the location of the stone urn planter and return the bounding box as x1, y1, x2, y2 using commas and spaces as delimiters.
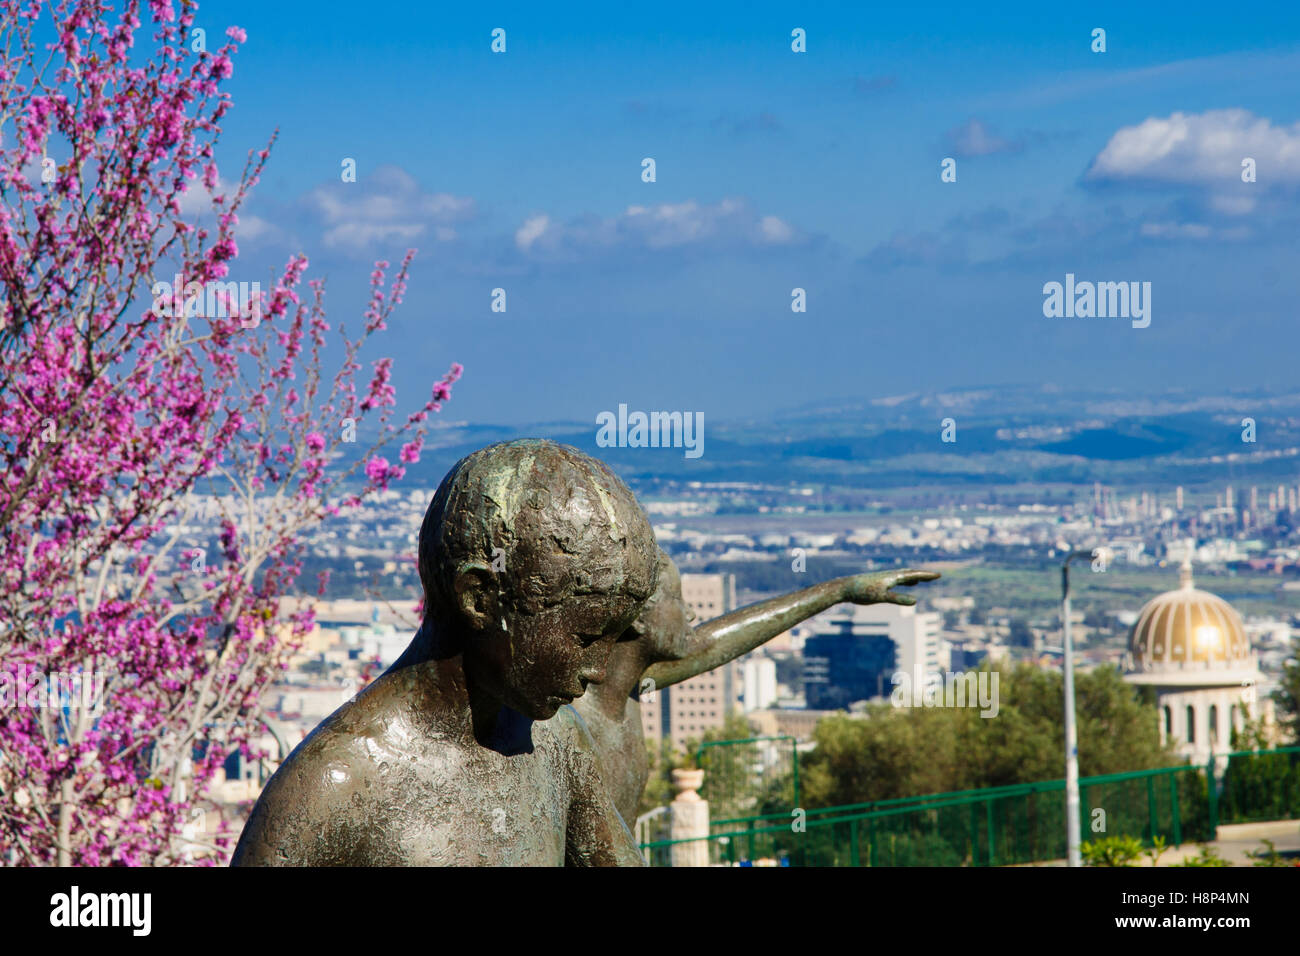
670, 768, 705, 801
669, 767, 709, 867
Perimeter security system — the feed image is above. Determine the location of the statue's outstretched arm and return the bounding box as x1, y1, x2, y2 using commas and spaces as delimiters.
641, 569, 939, 690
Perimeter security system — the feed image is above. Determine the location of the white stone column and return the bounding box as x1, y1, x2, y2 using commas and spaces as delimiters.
670, 768, 710, 867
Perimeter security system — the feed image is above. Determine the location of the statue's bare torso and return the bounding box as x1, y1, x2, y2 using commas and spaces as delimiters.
232, 665, 628, 866
575, 688, 649, 824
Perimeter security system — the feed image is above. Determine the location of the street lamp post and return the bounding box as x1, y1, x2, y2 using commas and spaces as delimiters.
1060, 547, 1102, 868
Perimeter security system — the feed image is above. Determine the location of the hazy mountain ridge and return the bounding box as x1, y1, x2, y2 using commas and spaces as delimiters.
365, 386, 1300, 491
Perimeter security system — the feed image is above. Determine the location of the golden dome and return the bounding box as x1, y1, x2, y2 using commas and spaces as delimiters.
1129, 561, 1249, 670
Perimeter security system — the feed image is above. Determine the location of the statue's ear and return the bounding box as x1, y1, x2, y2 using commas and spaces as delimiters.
453, 563, 497, 630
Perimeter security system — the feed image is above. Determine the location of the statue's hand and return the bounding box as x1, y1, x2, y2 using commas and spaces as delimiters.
841, 569, 940, 607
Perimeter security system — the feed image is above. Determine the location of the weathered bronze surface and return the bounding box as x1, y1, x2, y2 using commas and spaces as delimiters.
573, 557, 940, 825
230, 438, 938, 865
231, 440, 659, 866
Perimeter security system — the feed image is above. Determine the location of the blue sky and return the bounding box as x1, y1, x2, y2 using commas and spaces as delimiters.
200, 0, 1300, 426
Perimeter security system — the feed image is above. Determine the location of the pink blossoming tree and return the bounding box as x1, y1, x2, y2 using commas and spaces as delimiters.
0, 0, 460, 864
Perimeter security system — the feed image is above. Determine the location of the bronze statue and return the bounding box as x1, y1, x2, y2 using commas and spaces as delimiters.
232, 440, 659, 866
573, 553, 939, 824
230, 437, 939, 865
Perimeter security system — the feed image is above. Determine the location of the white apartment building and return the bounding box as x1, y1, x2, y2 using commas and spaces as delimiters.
641, 572, 739, 751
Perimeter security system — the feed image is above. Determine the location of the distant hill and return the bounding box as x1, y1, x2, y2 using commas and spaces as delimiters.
346, 384, 1300, 492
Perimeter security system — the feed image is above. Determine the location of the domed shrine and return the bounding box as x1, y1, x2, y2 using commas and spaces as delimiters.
1124, 559, 1264, 763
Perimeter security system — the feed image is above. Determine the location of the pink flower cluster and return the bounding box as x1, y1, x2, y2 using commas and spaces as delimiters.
0, 1, 459, 866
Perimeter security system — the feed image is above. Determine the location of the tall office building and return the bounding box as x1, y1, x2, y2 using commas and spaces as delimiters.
803, 631, 895, 709
794, 603, 942, 709
640, 572, 739, 751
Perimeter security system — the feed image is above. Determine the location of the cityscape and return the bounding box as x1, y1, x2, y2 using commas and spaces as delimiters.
163, 431, 1298, 862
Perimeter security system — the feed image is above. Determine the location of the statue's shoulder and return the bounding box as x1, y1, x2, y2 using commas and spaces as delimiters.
255, 682, 425, 801
233, 692, 452, 865
542, 703, 605, 784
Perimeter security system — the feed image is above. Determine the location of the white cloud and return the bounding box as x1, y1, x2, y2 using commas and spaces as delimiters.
303, 164, 475, 250
1140, 221, 1212, 240
177, 180, 217, 217
944, 119, 1020, 158
322, 222, 424, 247
237, 214, 276, 242
1087, 109, 1300, 185
1139, 221, 1251, 241
1207, 194, 1257, 216
175, 177, 280, 245
759, 215, 794, 243
515, 214, 550, 251
514, 198, 800, 258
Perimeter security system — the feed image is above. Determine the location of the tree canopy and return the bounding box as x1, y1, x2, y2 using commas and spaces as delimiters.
797, 663, 1174, 808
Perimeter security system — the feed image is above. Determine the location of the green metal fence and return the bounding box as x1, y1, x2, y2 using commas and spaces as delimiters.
640, 746, 1300, 866
1218, 745, 1300, 824
695, 735, 799, 825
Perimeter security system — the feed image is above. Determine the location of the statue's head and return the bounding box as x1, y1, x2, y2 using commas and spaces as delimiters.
628, 549, 696, 662
419, 440, 659, 720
